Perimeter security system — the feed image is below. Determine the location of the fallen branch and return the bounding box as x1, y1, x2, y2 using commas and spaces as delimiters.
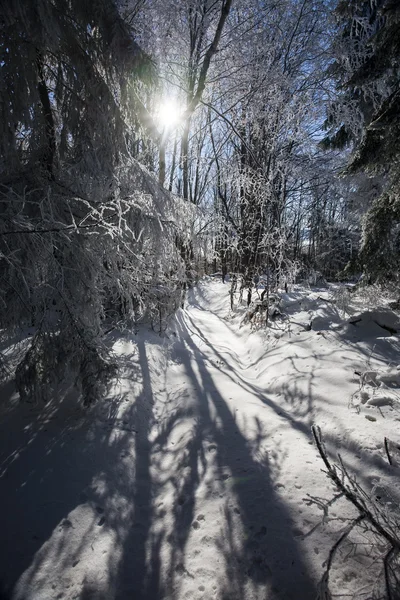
312, 425, 400, 551
312, 424, 400, 599
317, 296, 336, 304
317, 515, 364, 600
385, 436, 393, 466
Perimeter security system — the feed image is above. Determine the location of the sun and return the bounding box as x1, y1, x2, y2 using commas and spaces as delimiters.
156, 99, 182, 130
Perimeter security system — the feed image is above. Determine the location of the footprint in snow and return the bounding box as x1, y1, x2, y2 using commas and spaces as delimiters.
292, 527, 304, 538
192, 514, 206, 529
255, 526, 267, 538
247, 555, 272, 581
59, 518, 74, 531
175, 563, 185, 575
274, 483, 285, 490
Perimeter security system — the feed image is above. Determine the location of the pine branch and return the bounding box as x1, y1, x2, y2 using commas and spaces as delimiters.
0, 222, 101, 236
185, 0, 234, 118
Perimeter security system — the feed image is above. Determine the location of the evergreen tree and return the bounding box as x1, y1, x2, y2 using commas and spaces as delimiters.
0, 0, 190, 404
0, 0, 154, 178
322, 0, 400, 283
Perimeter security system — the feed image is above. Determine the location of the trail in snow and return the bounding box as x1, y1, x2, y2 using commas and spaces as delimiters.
0, 280, 399, 600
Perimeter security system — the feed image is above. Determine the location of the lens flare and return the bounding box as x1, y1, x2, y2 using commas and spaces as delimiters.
157, 99, 181, 129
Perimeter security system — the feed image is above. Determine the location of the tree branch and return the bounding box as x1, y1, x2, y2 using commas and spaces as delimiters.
185, 0, 234, 118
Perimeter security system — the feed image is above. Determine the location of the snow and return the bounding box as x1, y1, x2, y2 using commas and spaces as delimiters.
0, 280, 400, 599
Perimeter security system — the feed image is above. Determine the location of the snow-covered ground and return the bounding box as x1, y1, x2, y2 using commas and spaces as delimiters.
0, 280, 400, 600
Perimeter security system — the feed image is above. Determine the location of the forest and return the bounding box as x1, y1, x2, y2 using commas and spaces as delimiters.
0, 1, 400, 599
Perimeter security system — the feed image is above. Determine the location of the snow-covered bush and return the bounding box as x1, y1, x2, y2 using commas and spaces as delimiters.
0, 163, 193, 404
0, 0, 199, 403
332, 285, 352, 318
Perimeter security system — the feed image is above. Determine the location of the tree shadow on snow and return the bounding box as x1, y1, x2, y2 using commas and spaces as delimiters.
0, 340, 156, 600
0, 317, 318, 600
159, 316, 318, 600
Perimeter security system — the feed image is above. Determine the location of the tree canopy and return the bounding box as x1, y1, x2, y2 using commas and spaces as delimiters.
0, 0, 399, 402
322, 0, 400, 281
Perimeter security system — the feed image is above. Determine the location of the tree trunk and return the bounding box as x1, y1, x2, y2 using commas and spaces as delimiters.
181, 118, 191, 201
158, 136, 166, 187
36, 50, 56, 177
168, 135, 178, 192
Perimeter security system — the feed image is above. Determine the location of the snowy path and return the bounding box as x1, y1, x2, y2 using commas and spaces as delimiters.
153, 284, 322, 600
1, 280, 399, 600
